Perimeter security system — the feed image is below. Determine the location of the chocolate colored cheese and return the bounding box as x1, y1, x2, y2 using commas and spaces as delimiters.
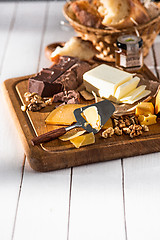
29, 56, 91, 97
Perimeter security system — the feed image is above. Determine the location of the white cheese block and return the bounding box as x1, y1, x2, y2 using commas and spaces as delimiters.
114, 76, 140, 100
120, 85, 146, 102
123, 89, 151, 104
83, 64, 133, 98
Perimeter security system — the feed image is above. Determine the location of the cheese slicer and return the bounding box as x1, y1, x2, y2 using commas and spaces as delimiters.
31, 99, 115, 146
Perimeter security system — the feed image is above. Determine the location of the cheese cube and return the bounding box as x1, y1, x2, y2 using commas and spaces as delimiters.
114, 76, 140, 100
155, 88, 160, 114
135, 102, 154, 116
120, 85, 146, 102
138, 114, 157, 126
83, 64, 133, 98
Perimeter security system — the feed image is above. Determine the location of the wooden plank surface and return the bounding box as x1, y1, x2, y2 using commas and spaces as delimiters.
0, 1, 160, 240
0, 2, 71, 239
0, 3, 25, 240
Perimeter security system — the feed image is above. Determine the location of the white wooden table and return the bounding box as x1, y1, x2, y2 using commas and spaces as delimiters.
0, 2, 160, 239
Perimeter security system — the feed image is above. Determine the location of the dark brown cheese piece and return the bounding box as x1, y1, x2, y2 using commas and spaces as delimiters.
29, 56, 91, 97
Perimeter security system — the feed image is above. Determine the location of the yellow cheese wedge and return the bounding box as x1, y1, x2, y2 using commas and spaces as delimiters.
82, 106, 101, 131
83, 64, 133, 98
70, 132, 95, 148
120, 85, 146, 102
122, 89, 151, 104
138, 114, 157, 126
135, 102, 154, 116
114, 76, 140, 100
59, 129, 86, 141
102, 118, 113, 129
45, 104, 86, 125
155, 89, 160, 114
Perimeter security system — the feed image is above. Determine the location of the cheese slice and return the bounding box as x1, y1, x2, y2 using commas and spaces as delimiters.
83, 64, 133, 98
122, 89, 151, 104
114, 76, 140, 100
120, 85, 146, 102
70, 132, 95, 148
82, 106, 101, 131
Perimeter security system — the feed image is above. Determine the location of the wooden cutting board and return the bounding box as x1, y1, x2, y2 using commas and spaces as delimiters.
2, 65, 160, 172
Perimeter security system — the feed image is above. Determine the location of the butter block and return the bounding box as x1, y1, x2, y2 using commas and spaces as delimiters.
115, 76, 140, 100
135, 102, 154, 116
70, 132, 95, 148
83, 64, 133, 98
120, 85, 146, 102
82, 106, 101, 131
138, 114, 157, 126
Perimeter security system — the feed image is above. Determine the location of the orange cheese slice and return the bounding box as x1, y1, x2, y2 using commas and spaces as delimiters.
70, 132, 95, 148
45, 104, 86, 125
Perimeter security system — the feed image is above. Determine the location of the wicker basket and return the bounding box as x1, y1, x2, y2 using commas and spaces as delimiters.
63, 1, 160, 62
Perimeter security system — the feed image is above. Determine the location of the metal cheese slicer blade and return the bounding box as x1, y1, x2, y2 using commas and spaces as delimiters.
31, 99, 115, 146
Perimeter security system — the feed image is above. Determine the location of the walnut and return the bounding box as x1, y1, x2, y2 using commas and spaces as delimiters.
123, 127, 131, 135
124, 117, 131, 126
21, 92, 53, 112
45, 98, 53, 106
118, 118, 126, 128
111, 114, 149, 139
113, 118, 119, 127
141, 125, 149, 132
102, 127, 114, 138
114, 126, 122, 136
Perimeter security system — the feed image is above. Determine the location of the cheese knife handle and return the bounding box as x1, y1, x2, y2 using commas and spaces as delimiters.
31, 127, 66, 146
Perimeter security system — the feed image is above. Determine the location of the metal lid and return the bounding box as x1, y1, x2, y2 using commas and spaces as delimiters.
117, 35, 143, 50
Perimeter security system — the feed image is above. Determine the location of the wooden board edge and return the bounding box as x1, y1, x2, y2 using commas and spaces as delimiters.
1, 77, 51, 171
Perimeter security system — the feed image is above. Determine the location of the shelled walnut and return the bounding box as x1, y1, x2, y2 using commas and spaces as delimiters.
102, 114, 149, 139
21, 92, 53, 112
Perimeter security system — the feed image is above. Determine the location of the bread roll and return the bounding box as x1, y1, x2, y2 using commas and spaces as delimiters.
98, 0, 150, 29
70, 0, 102, 28
50, 37, 98, 62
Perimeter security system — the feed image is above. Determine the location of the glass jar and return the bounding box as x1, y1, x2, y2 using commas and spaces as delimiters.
115, 35, 143, 72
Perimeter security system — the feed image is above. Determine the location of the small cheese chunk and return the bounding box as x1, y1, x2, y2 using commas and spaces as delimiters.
122, 90, 151, 104
83, 64, 133, 98
70, 132, 95, 148
135, 102, 154, 116
114, 76, 140, 100
155, 89, 160, 114
82, 106, 101, 131
120, 85, 146, 102
138, 114, 157, 126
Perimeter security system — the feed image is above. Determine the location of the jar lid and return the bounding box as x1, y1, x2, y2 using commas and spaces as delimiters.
117, 35, 143, 50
